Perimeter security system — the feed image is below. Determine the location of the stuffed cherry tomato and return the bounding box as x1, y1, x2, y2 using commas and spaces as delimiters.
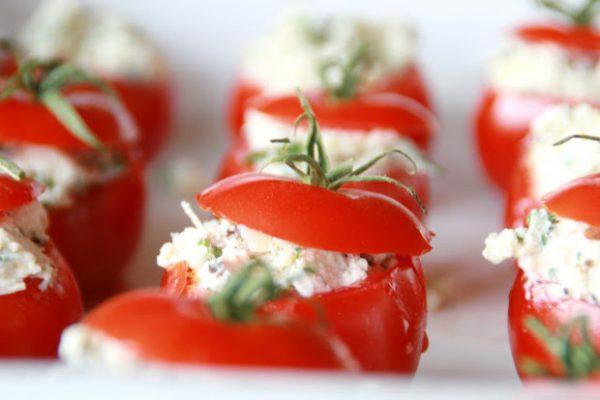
219, 93, 435, 219
159, 170, 431, 374
0, 174, 83, 357
228, 14, 433, 136
475, 1, 600, 191
0, 59, 145, 302
485, 175, 600, 380
504, 103, 600, 228
60, 265, 355, 370
20, 0, 172, 161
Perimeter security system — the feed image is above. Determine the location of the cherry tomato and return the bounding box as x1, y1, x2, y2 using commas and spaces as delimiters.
504, 161, 541, 228
228, 64, 434, 139
47, 160, 145, 302
217, 142, 430, 220
75, 79, 173, 161
197, 173, 432, 256
245, 92, 436, 151
82, 289, 353, 369
0, 240, 83, 357
0, 176, 43, 211
162, 256, 427, 373
0, 87, 146, 302
475, 89, 558, 191
514, 22, 600, 54
509, 270, 600, 380
543, 173, 600, 227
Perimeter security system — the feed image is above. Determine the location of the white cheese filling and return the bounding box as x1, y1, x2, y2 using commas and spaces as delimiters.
59, 323, 139, 369
0, 201, 55, 295
243, 110, 433, 177
20, 0, 163, 81
483, 209, 600, 303
157, 203, 395, 298
525, 103, 600, 198
488, 38, 600, 101
241, 13, 416, 93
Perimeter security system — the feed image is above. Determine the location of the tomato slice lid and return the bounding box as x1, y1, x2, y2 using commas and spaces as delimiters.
542, 173, 600, 227
0, 176, 43, 211
197, 173, 432, 256
247, 92, 437, 150
514, 22, 600, 54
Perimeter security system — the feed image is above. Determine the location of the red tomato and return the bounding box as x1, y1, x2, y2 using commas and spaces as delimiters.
48, 160, 145, 302
504, 160, 541, 228
475, 89, 558, 191
245, 92, 436, 151
0, 240, 83, 357
509, 270, 600, 380
217, 142, 430, 220
197, 173, 432, 256
0, 87, 146, 302
76, 79, 173, 161
0, 177, 43, 211
227, 64, 434, 139
543, 173, 600, 227
162, 256, 427, 373
514, 22, 600, 54
82, 289, 353, 369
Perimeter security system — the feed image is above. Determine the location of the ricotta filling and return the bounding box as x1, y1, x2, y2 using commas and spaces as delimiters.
0, 201, 55, 295
59, 323, 139, 369
483, 209, 600, 303
2, 145, 126, 208
241, 13, 416, 93
525, 103, 600, 198
487, 38, 600, 102
243, 110, 433, 177
20, 0, 163, 81
157, 203, 396, 298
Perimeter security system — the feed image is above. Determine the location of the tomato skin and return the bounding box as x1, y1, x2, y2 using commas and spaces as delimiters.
217, 143, 430, 220
509, 271, 600, 380
0, 240, 83, 357
96, 79, 172, 161
83, 289, 352, 370
543, 173, 600, 227
514, 22, 600, 54
162, 256, 427, 373
0, 96, 129, 151
47, 159, 145, 302
504, 161, 541, 228
475, 88, 558, 192
0, 177, 44, 212
227, 64, 434, 140
197, 173, 432, 256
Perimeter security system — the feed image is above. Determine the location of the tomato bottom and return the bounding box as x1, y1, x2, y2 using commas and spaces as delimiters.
509, 271, 600, 380
0, 241, 83, 357
162, 256, 428, 373
48, 162, 146, 304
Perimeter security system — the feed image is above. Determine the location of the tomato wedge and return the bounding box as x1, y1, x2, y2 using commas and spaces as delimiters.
197, 173, 432, 256
542, 173, 600, 227
82, 289, 353, 369
0, 176, 43, 212
514, 22, 600, 54
248, 92, 436, 151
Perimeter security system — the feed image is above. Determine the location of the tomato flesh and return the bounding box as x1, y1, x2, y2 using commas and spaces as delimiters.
542, 173, 600, 227
84, 289, 351, 369
227, 64, 434, 141
0, 177, 43, 212
197, 173, 432, 256
0, 240, 83, 357
509, 270, 600, 380
217, 143, 430, 220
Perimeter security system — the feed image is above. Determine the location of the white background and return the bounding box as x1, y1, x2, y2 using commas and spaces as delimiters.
0, 0, 592, 397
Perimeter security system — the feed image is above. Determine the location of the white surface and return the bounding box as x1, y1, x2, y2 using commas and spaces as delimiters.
0, 0, 583, 397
